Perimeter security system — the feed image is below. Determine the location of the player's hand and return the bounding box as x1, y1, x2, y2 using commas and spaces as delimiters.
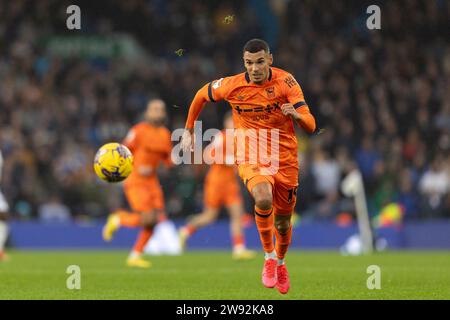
281, 103, 300, 120
181, 129, 194, 153
137, 165, 154, 176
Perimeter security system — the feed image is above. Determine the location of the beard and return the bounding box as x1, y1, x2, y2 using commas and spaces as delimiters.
251, 73, 265, 84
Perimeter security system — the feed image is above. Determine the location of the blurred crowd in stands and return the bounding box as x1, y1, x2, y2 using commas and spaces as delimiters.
0, 0, 448, 222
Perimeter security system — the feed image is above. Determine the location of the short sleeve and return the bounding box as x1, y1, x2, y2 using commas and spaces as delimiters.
208, 77, 233, 102
123, 127, 139, 152
283, 74, 307, 109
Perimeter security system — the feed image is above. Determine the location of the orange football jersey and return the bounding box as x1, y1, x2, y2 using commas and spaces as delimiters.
186, 67, 315, 170
123, 122, 172, 184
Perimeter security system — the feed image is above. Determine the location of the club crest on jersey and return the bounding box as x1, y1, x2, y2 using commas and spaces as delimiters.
265, 86, 275, 99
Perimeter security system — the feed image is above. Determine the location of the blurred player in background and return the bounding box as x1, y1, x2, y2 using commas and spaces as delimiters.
181, 39, 316, 294
179, 112, 256, 260
103, 99, 173, 268
0, 150, 10, 262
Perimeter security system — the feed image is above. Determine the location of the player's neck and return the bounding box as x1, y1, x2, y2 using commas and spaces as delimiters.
146, 120, 163, 127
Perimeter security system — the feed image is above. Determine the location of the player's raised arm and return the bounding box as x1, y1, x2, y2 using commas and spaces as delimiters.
280, 74, 316, 134
184, 83, 211, 132
181, 78, 227, 152
181, 83, 210, 152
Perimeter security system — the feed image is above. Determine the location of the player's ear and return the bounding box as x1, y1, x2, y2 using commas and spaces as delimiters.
268, 53, 273, 66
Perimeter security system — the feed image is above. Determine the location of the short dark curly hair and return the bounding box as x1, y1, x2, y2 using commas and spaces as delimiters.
243, 39, 270, 54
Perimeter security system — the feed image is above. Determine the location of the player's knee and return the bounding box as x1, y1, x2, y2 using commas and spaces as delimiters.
252, 184, 273, 211
203, 209, 218, 223
255, 197, 272, 211
140, 212, 156, 229
275, 219, 291, 234
227, 204, 242, 219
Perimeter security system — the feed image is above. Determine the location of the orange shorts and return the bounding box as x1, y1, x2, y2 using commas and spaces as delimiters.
123, 180, 165, 213
238, 164, 298, 215
204, 175, 243, 209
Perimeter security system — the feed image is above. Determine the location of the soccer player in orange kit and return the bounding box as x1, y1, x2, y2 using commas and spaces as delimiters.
103, 99, 173, 268
179, 112, 256, 260
180, 39, 316, 294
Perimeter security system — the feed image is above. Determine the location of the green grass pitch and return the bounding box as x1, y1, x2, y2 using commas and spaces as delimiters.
0, 250, 449, 300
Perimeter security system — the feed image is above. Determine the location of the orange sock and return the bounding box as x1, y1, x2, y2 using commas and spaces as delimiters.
132, 228, 153, 253
119, 211, 141, 228
275, 225, 292, 260
254, 206, 274, 253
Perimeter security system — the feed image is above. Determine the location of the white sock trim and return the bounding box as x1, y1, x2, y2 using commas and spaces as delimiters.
128, 251, 141, 259
233, 244, 246, 252
264, 250, 276, 260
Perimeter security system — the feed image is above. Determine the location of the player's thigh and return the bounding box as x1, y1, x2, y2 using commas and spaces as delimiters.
203, 180, 224, 210
150, 183, 165, 211
223, 180, 244, 210
272, 167, 298, 216
124, 184, 154, 213
142, 181, 168, 222
238, 164, 274, 204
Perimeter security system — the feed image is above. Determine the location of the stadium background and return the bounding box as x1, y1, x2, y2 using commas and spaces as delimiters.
0, 0, 449, 250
